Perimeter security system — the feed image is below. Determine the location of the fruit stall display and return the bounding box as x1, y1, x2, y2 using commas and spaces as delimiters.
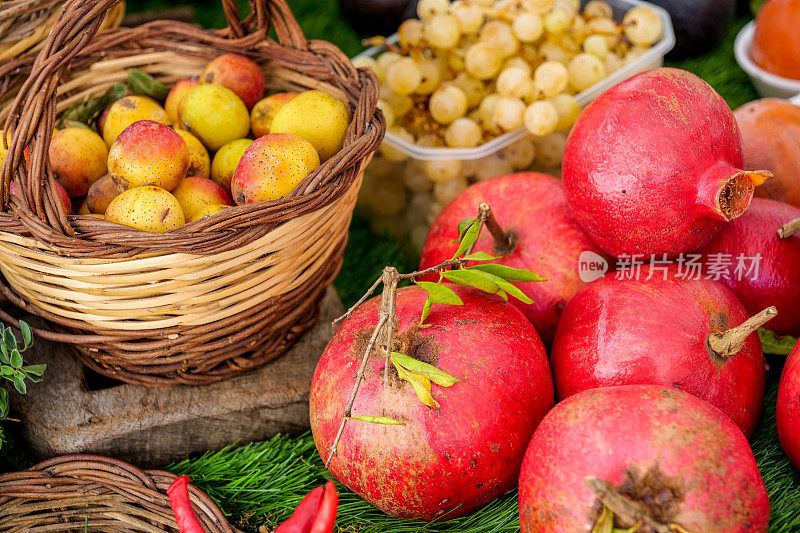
0, 0, 383, 386
2, 0, 800, 532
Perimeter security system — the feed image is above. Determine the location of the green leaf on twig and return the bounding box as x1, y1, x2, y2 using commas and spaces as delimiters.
416, 281, 463, 325
128, 69, 171, 102
415, 282, 463, 305
759, 328, 797, 356
57, 83, 127, 129
390, 352, 459, 387
460, 251, 499, 261
349, 416, 405, 426
453, 219, 480, 259
394, 362, 439, 409
468, 263, 547, 283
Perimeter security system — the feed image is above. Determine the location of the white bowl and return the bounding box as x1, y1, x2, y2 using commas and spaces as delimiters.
734, 21, 800, 100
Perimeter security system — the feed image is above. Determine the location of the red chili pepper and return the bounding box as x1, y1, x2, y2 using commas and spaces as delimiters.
274, 482, 338, 533
274, 486, 324, 533
166, 474, 206, 533
309, 482, 338, 533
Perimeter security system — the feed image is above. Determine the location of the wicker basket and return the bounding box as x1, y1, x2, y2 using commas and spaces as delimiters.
0, 0, 384, 385
0, 0, 125, 62
0, 455, 239, 532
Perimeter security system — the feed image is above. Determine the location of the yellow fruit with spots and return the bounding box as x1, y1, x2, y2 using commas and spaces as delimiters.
230, 133, 320, 204
102, 95, 169, 146
210, 138, 253, 191
178, 84, 250, 151
105, 186, 185, 232
269, 90, 350, 161
165, 77, 199, 124
172, 176, 233, 221
175, 129, 210, 179
107, 121, 189, 191
188, 203, 231, 222
0, 130, 8, 167
250, 92, 297, 137
49, 127, 108, 197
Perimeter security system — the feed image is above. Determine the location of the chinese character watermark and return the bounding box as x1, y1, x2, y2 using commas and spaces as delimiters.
578, 252, 762, 282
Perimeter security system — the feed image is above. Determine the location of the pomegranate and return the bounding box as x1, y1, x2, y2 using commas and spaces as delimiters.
419, 172, 610, 345
551, 265, 769, 436
309, 285, 554, 520
518, 385, 770, 532
778, 340, 800, 469
699, 198, 800, 337
562, 67, 770, 258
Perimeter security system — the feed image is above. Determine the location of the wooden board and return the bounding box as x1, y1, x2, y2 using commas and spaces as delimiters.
6, 287, 342, 467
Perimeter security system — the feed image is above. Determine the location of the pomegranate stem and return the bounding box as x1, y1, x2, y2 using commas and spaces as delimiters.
778, 216, 800, 239
584, 477, 672, 533
707, 306, 778, 359
479, 202, 514, 255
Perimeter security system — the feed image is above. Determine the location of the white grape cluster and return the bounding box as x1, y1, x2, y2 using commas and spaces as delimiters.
355, 0, 664, 249
356, 0, 663, 149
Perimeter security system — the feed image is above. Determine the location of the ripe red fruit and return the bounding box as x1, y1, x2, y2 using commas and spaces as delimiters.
10, 180, 71, 215
419, 172, 610, 345
699, 198, 800, 337
551, 266, 767, 436
778, 340, 800, 469
518, 385, 770, 532
562, 67, 769, 258
310, 285, 554, 520
202, 54, 265, 109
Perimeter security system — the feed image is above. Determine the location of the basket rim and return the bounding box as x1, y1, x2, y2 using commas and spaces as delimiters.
0, 0, 386, 257
0, 453, 240, 533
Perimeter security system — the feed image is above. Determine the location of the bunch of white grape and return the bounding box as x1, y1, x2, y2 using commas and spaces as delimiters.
354, 0, 664, 249
354, 0, 664, 156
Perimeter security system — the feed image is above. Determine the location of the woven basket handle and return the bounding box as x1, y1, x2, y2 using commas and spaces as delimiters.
0, 0, 309, 231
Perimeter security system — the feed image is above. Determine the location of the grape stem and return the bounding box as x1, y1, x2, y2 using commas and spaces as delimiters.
778, 216, 800, 239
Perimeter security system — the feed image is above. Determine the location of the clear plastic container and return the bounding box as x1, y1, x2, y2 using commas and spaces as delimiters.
354, 0, 675, 249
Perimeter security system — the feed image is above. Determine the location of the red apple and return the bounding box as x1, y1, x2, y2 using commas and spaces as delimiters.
699, 198, 800, 337
310, 284, 554, 520
419, 172, 611, 345
551, 265, 767, 436
519, 385, 770, 532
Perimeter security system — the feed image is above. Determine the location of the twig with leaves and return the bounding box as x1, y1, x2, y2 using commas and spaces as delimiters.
324, 203, 545, 468
0, 320, 44, 450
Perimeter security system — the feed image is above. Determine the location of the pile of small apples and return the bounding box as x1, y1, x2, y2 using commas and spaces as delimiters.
3, 53, 350, 232
356, 0, 664, 249
309, 67, 800, 531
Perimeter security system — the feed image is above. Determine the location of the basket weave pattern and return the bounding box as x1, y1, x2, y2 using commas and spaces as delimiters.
0, 0, 125, 62
0, 455, 239, 532
0, 0, 384, 385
